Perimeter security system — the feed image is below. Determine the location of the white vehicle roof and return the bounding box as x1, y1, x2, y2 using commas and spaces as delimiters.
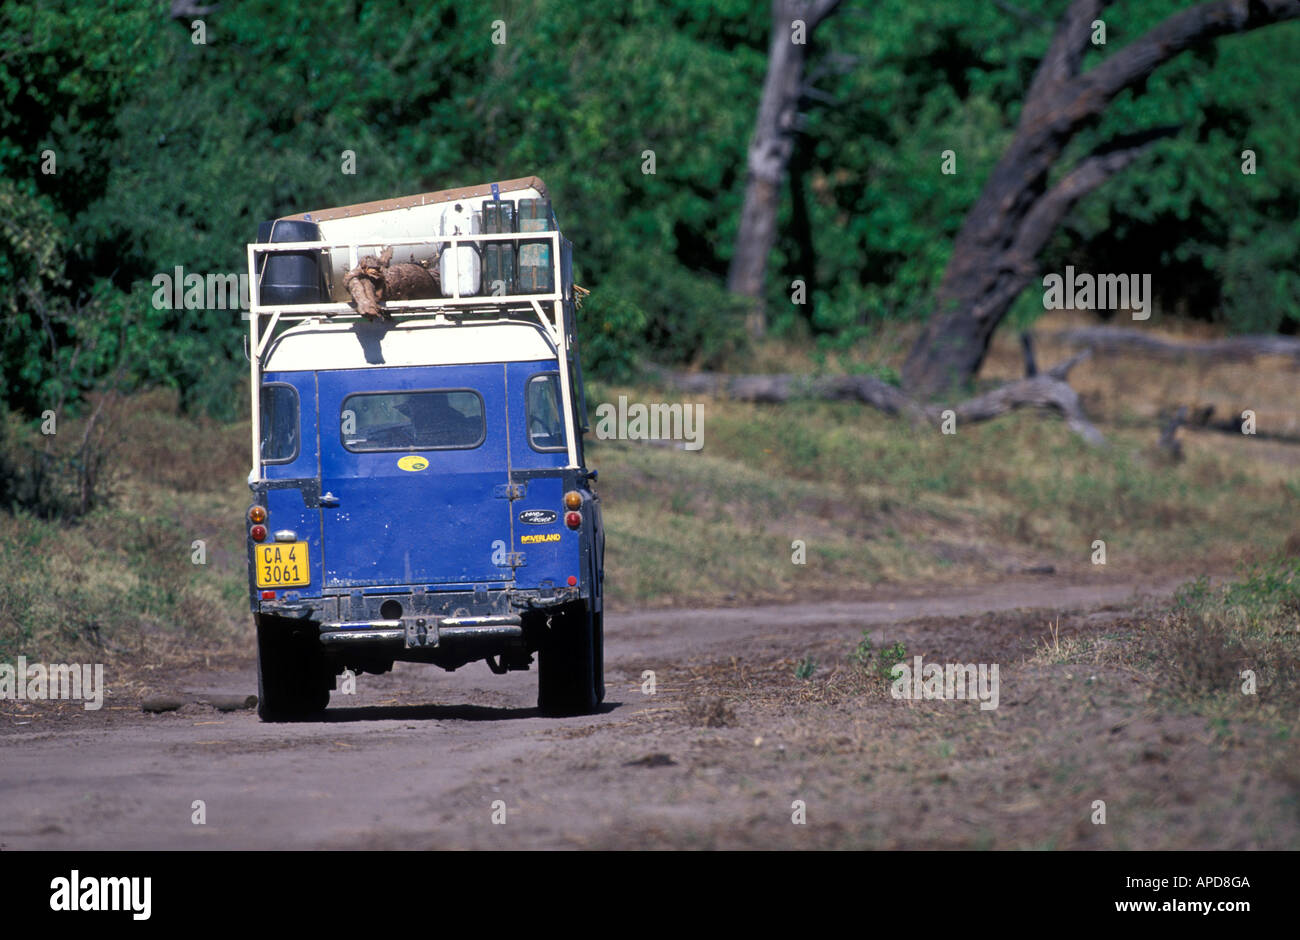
263, 318, 558, 372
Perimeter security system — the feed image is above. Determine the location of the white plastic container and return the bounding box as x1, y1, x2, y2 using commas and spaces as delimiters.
439, 202, 482, 297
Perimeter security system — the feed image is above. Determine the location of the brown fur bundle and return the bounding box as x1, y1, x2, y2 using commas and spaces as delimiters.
342, 246, 441, 320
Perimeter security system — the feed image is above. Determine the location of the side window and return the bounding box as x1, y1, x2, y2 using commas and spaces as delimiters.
260, 384, 299, 464
342, 390, 485, 451
526, 373, 567, 452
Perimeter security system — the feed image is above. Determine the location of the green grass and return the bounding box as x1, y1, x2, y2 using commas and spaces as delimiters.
1035, 556, 1300, 784
0, 392, 251, 664
588, 381, 1297, 606
2, 376, 1297, 662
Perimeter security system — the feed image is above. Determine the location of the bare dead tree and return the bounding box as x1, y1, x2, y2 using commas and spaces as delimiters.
728, 0, 843, 339
901, 0, 1300, 399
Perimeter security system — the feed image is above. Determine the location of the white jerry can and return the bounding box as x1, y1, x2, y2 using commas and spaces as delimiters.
439, 202, 482, 297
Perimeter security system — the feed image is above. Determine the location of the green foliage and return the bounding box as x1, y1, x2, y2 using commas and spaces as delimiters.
1175, 556, 1300, 634
851, 632, 875, 668
878, 641, 908, 679
795, 655, 817, 680
577, 286, 648, 382
610, 257, 749, 369
2, 0, 1298, 413
852, 632, 907, 680
0, 405, 117, 521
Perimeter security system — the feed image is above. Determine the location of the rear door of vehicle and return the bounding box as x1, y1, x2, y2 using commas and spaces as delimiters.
315, 363, 514, 588
506, 362, 582, 590
257, 373, 324, 591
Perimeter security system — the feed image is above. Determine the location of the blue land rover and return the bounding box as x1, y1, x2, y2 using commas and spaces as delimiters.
244, 179, 604, 720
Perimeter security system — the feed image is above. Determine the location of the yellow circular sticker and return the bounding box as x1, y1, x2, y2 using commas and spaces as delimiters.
397, 456, 429, 472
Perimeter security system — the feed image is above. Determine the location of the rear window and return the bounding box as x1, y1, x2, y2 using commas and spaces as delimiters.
526, 373, 567, 452
260, 384, 299, 463
341, 390, 485, 451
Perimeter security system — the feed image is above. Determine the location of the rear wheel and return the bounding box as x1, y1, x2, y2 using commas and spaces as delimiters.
593, 610, 605, 704
537, 602, 601, 716
256, 617, 330, 721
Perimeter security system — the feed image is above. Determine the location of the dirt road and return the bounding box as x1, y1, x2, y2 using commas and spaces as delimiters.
3, 572, 1293, 850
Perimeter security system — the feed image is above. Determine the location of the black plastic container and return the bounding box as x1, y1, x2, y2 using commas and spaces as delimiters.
255, 219, 328, 305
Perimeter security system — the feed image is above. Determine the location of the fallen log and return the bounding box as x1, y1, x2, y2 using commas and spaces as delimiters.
1052, 326, 1300, 363
939, 371, 1105, 446
141, 692, 258, 713
196, 693, 259, 712
651, 350, 1106, 445
141, 695, 187, 713
1173, 404, 1300, 444
650, 368, 927, 421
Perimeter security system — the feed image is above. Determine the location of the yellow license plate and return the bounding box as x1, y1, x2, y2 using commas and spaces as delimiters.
255, 542, 311, 588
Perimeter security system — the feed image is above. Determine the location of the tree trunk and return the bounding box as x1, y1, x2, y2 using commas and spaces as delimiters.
728, 0, 842, 339
901, 0, 1300, 400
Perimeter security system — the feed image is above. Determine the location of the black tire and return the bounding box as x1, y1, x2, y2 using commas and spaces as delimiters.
593, 610, 605, 704
537, 603, 601, 716
256, 617, 330, 721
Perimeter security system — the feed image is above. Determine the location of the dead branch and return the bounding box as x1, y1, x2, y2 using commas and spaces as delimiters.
652, 353, 1106, 445
342, 246, 440, 320
933, 374, 1106, 446
1157, 405, 1189, 461
1046, 348, 1091, 380
1052, 326, 1300, 362
1020, 331, 1038, 377
651, 368, 927, 422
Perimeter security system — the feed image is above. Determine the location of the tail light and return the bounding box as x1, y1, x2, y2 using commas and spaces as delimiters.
250, 524, 268, 542
564, 511, 581, 529
563, 490, 582, 510
248, 505, 267, 524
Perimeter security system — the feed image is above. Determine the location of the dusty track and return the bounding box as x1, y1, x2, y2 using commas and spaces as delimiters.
4, 572, 1290, 850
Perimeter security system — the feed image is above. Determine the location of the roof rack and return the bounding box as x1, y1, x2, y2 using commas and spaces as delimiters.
246, 227, 583, 476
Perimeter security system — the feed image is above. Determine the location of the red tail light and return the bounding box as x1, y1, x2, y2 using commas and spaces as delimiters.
564, 511, 581, 529
250, 524, 268, 542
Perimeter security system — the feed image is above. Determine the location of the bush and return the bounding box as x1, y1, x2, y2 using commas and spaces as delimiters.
631, 260, 749, 370
577, 285, 648, 382
0, 399, 118, 521
1160, 557, 1300, 704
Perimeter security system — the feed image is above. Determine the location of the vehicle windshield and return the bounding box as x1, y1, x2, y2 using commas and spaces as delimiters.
342, 390, 485, 451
